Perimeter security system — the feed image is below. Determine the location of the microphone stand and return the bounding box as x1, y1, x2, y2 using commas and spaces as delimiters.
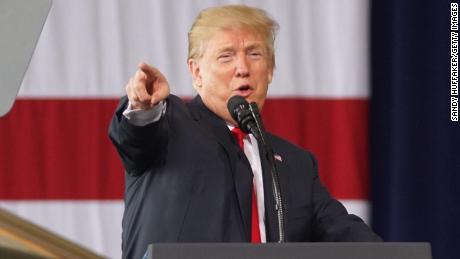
248, 103, 286, 243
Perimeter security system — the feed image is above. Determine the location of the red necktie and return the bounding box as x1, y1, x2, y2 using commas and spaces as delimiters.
231, 127, 261, 243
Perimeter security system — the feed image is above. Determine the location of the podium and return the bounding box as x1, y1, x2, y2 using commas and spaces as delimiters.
147, 243, 431, 259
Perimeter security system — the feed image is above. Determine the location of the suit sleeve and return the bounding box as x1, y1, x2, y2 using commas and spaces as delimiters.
108, 96, 169, 175
309, 154, 383, 241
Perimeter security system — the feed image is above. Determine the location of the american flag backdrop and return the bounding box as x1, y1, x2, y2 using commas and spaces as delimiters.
0, 0, 372, 258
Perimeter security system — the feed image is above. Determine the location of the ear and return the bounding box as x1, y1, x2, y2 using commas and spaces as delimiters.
188, 59, 202, 90
267, 68, 273, 84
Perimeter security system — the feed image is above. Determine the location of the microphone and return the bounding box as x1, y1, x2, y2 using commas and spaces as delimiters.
227, 95, 259, 137
227, 95, 287, 243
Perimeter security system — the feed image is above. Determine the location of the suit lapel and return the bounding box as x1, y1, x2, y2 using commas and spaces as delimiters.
187, 96, 253, 240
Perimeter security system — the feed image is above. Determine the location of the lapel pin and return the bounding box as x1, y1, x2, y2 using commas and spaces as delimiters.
274, 153, 283, 162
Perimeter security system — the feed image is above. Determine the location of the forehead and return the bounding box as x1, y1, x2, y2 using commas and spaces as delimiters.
204, 28, 265, 53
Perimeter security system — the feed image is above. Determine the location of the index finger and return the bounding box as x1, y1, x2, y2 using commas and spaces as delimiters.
138, 62, 159, 82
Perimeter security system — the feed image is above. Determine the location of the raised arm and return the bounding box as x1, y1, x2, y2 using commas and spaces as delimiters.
108, 63, 170, 175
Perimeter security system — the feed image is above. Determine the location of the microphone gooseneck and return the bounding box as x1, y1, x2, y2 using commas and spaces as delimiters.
227, 95, 287, 243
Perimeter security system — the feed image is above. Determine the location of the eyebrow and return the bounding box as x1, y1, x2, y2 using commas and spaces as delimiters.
245, 43, 264, 52
215, 42, 264, 54
216, 46, 235, 54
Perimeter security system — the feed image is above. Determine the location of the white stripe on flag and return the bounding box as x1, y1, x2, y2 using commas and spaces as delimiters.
0, 200, 123, 259
0, 199, 370, 259
18, 0, 369, 98
340, 199, 370, 225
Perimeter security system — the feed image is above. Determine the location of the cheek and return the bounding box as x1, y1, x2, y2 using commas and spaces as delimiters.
212, 66, 234, 81
201, 78, 231, 103
207, 68, 233, 91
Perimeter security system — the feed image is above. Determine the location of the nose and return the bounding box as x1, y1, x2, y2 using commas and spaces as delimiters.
235, 54, 249, 78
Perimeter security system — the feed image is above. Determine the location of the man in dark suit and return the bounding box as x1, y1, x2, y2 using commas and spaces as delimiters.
109, 5, 381, 259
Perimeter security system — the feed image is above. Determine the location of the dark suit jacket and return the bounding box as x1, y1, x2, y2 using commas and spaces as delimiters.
109, 95, 381, 259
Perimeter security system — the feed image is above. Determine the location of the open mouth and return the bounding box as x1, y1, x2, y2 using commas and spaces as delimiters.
238, 85, 250, 91
235, 84, 253, 96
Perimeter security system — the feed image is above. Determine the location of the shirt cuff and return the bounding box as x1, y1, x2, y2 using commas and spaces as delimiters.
122, 100, 166, 126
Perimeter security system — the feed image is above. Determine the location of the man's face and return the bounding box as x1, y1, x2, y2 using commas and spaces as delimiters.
188, 28, 273, 125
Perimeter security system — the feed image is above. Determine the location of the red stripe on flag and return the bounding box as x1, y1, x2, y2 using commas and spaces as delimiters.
262, 98, 369, 199
0, 98, 368, 199
0, 99, 124, 199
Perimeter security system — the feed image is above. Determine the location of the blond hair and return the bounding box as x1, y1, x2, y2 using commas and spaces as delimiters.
188, 5, 278, 68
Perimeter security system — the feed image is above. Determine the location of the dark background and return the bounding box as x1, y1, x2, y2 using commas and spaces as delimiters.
371, 1, 460, 259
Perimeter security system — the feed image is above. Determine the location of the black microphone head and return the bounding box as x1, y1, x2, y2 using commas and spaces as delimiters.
227, 95, 249, 122
227, 95, 254, 133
